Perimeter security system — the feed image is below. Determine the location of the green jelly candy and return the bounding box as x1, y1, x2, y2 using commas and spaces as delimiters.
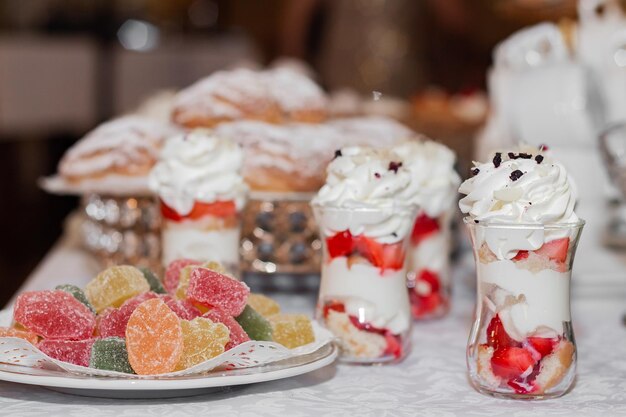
90, 337, 135, 374
55, 284, 96, 314
235, 305, 273, 341
140, 268, 166, 294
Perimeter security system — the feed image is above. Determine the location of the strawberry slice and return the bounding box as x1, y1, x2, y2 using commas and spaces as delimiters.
486, 315, 519, 350
326, 231, 354, 258
534, 238, 569, 263
410, 213, 440, 245
409, 291, 442, 317
527, 336, 557, 358
383, 333, 403, 359
512, 250, 529, 261
356, 237, 405, 270
417, 270, 440, 294
161, 201, 183, 221
491, 347, 536, 380
322, 301, 345, 318
161, 200, 237, 221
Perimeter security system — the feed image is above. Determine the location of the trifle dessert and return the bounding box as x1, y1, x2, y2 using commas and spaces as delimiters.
149, 130, 248, 274
392, 140, 461, 319
312, 147, 417, 363
459, 147, 584, 399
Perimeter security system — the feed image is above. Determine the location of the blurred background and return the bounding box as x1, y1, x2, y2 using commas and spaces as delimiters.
0, 0, 611, 304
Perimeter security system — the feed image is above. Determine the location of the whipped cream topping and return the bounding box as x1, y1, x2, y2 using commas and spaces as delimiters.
313, 146, 416, 243
459, 146, 580, 258
392, 140, 461, 218
149, 130, 247, 215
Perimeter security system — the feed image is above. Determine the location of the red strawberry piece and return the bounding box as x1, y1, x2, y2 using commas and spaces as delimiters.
410, 213, 440, 245
381, 242, 405, 270
491, 347, 536, 380
323, 301, 345, 318
188, 200, 236, 219
534, 238, 569, 263
383, 333, 402, 359
486, 315, 519, 350
326, 230, 354, 258
348, 315, 386, 335
417, 270, 440, 294
160, 201, 183, 221
356, 237, 404, 270
527, 336, 557, 359
512, 250, 529, 261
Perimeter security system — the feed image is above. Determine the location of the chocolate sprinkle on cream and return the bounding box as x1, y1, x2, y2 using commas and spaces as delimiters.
510, 170, 524, 181
518, 153, 532, 159
508, 152, 517, 160
333, 149, 342, 159
471, 168, 480, 176
388, 161, 403, 173
535, 155, 544, 164
493, 153, 502, 168
374, 172, 381, 179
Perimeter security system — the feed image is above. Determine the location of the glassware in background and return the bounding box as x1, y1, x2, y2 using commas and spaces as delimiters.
465, 219, 584, 399
313, 204, 416, 364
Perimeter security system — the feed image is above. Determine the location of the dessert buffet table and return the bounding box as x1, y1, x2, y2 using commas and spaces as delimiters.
2, 234, 626, 416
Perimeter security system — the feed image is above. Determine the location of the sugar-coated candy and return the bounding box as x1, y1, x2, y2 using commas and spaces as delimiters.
90, 337, 134, 374
14, 290, 95, 340
160, 294, 202, 321
0, 327, 39, 345
38, 338, 96, 367
187, 268, 250, 316
139, 268, 166, 294
97, 292, 159, 338
247, 294, 280, 318
126, 298, 183, 375
203, 309, 250, 350
235, 305, 273, 341
268, 314, 315, 349
85, 266, 150, 313
176, 318, 230, 371
55, 284, 96, 313
175, 261, 225, 300
164, 259, 200, 294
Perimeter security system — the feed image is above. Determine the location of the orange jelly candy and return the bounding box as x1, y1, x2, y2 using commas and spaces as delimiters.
125, 298, 183, 375
0, 327, 38, 345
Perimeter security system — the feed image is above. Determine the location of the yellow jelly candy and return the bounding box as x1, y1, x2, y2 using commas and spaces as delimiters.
268, 314, 315, 349
247, 294, 281, 318
175, 261, 226, 300
85, 266, 150, 313
175, 317, 230, 371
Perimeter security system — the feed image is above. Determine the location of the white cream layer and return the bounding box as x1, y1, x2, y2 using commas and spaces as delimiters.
320, 257, 411, 335
162, 222, 240, 266
407, 231, 449, 277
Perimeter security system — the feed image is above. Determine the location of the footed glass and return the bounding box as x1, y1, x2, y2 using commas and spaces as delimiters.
465, 218, 584, 399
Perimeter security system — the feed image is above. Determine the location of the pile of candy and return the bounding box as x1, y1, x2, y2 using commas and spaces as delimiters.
2, 261, 315, 375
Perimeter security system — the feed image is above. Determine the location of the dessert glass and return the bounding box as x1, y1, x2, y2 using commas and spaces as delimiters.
312, 204, 416, 364
160, 199, 243, 277
465, 219, 585, 399
406, 208, 455, 320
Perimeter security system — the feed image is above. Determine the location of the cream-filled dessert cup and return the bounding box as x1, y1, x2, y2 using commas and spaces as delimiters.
312, 147, 417, 364
460, 147, 583, 399
149, 130, 248, 276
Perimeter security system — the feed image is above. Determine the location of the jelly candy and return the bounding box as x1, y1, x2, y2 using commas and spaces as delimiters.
268, 314, 315, 349
247, 293, 280, 318
139, 268, 166, 294
175, 261, 225, 300
14, 290, 95, 340
0, 327, 38, 345
203, 309, 250, 350
235, 305, 273, 341
97, 292, 159, 338
55, 284, 96, 313
38, 339, 95, 367
187, 268, 249, 316
90, 337, 134, 374
160, 294, 202, 321
126, 298, 183, 375
85, 266, 150, 313
176, 317, 230, 371
164, 259, 199, 294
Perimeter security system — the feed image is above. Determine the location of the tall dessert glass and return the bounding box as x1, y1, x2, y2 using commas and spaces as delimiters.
465, 219, 584, 399
313, 203, 416, 364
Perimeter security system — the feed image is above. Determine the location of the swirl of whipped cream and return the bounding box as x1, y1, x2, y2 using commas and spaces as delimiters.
312, 146, 416, 243
459, 147, 579, 258
392, 140, 461, 218
149, 130, 247, 215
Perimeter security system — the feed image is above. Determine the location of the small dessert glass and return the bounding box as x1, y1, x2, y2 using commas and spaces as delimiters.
465, 218, 585, 399
160, 199, 244, 277
406, 208, 455, 320
312, 203, 417, 364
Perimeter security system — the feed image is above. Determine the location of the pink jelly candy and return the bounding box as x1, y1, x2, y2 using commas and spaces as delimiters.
14, 290, 96, 340
203, 309, 250, 350
160, 294, 202, 321
97, 292, 159, 338
188, 269, 250, 316
164, 259, 200, 294
38, 338, 96, 367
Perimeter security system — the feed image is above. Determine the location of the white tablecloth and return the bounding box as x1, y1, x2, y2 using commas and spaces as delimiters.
2, 235, 626, 417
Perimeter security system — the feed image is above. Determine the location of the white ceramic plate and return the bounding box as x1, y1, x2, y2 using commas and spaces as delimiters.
0, 343, 337, 399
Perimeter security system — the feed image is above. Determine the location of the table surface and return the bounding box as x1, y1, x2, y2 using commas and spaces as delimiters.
2, 233, 626, 417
